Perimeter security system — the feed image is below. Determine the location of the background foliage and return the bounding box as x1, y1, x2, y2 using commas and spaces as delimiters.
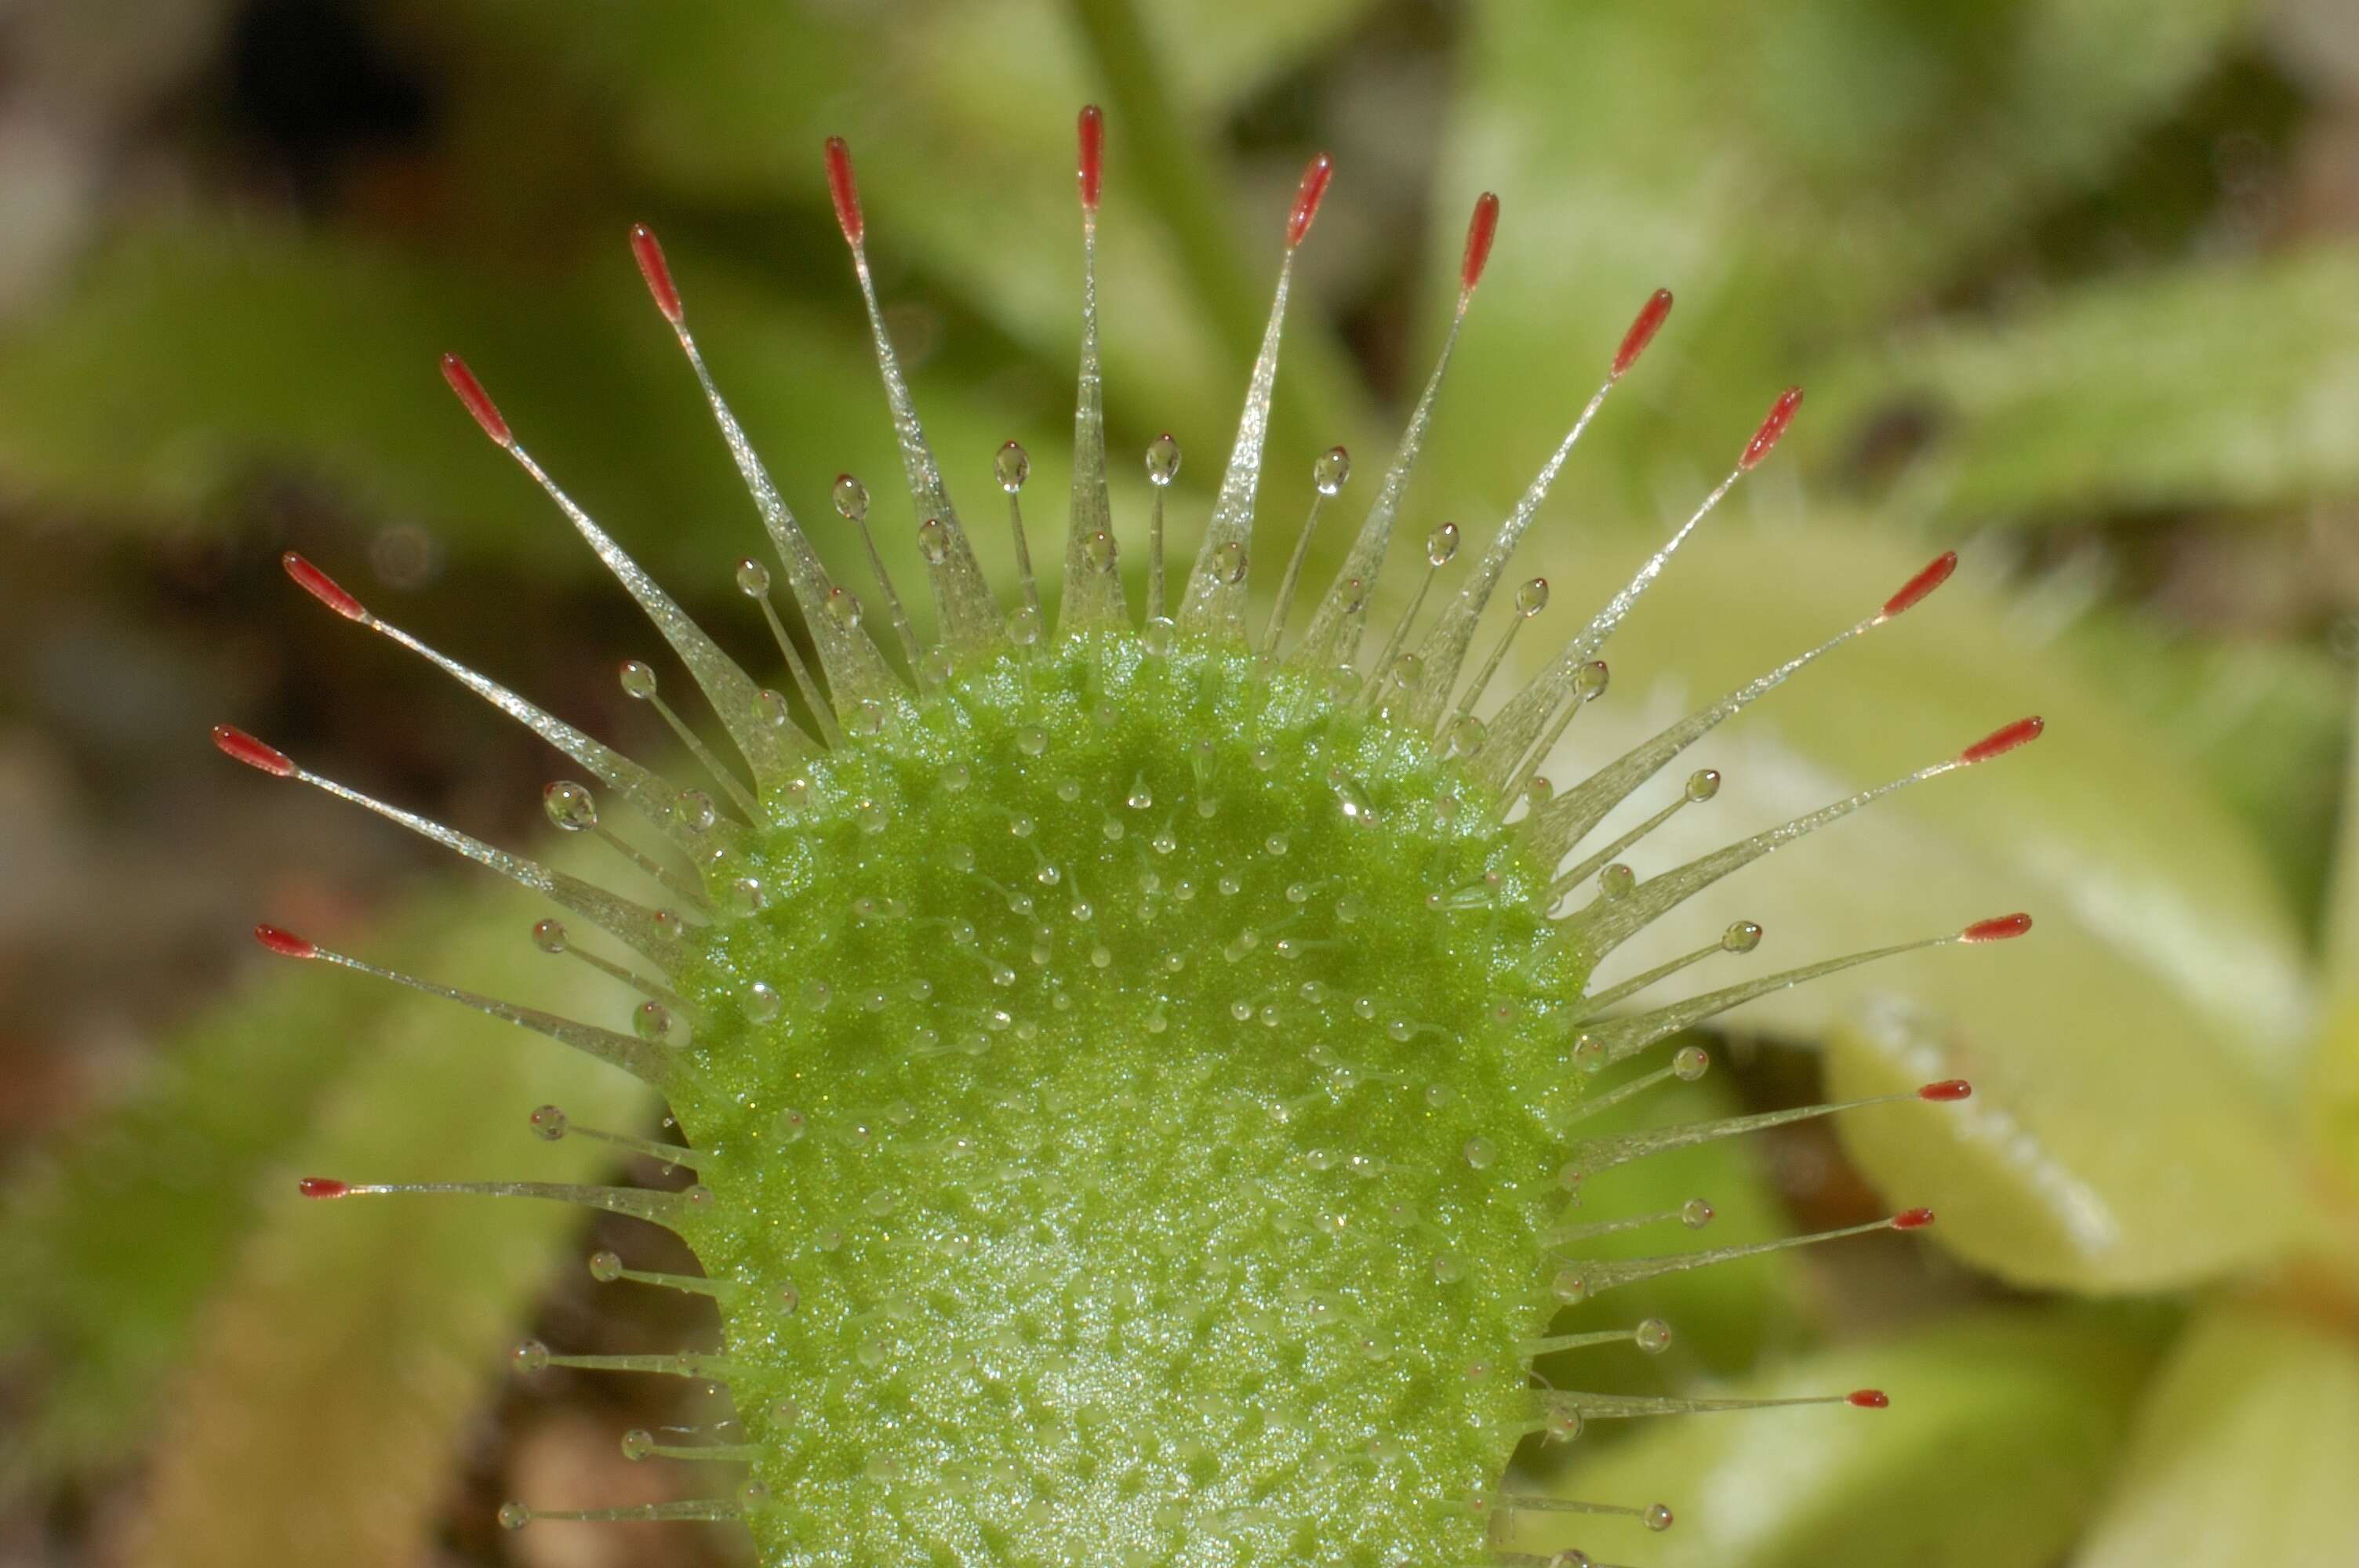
2, 1, 2355, 1563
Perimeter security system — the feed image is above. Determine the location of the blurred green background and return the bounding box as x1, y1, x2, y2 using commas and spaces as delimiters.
2, 0, 2357, 1564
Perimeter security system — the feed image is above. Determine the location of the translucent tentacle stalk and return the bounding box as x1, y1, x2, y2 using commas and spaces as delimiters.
1060, 105, 1128, 633
1405, 288, 1675, 738
438, 353, 805, 789
253, 925, 674, 1086
627, 222, 900, 711
1560, 717, 2041, 960
279, 552, 719, 853
1548, 1212, 1939, 1305
1480, 385, 1801, 784
1178, 152, 1332, 639
1292, 193, 1499, 673
825, 137, 1005, 657
1524, 551, 1957, 866
213, 726, 682, 962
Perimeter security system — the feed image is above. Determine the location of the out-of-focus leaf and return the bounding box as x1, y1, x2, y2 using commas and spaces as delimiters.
2076, 1301, 2359, 1568
124, 881, 658, 1568
1502, 1305, 2168, 1568
1421, 0, 2250, 510
0, 223, 1061, 605
1816, 247, 2359, 522
2060, 608, 2348, 923
1503, 508, 2309, 1291
397, 0, 1380, 462
0, 913, 398, 1493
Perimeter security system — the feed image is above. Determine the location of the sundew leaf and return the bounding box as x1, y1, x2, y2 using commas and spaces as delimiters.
1420, 0, 2250, 511
1812, 246, 2359, 524
1505, 508, 2310, 1291
123, 880, 658, 1568
2075, 1301, 2359, 1568
1500, 1305, 2169, 1568
0, 223, 1059, 601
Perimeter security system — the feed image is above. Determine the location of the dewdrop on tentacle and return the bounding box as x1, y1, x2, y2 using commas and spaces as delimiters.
220, 105, 2035, 1568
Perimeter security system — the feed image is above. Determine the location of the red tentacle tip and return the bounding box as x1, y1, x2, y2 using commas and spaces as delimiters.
1287, 152, 1335, 249
1961, 912, 2033, 944
1459, 192, 1500, 297
1890, 1207, 1936, 1230
629, 223, 683, 325
213, 724, 293, 777
1960, 716, 2044, 765
1881, 551, 1957, 620
254, 924, 318, 960
1077, 105, 1104, 212
824, 136, 863, 247
282, 552, 364, 620
439, 354, 511, 448
298, 1177, 349, 1200
1613, 289, 1674, 378
1847, 1389, 1892, 1409
1917, 1079, 1974, 1102
1739, 386, 1805, 470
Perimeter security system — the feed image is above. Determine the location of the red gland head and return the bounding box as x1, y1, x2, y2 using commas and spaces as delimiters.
213, 725, 294, 778
1288, 153, 1335, 249
1848, 1389, 1891, 1409
1739, 386, 1803, 469
825, 136, 863, 247
1613, 289, 1674, 378
629, 223, 684, 325
440, 353, 512, 448
298, 1177, 349, 1200
1890, 1207, 1936, 1230
253, 924, 318, 960
1960, 717, 2044, 764
1459, 193, 1500, 296
282, 552, 365, 620
1961, 912, 2034, 943
1882, 551, 1957, 619
1077, 105, 1104, 212
1917, 1080, 1973, 1102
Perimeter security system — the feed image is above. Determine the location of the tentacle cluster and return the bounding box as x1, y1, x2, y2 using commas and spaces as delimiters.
218, 109, 2038, 1568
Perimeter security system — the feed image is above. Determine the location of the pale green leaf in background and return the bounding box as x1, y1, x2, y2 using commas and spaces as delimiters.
2075, 1301, 2359, 1568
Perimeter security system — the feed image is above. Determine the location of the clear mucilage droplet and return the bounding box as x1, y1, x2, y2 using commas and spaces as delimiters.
827, 587, 864, 630
1686, 768, 1721, 802
542, 780, 598, 832
1312, 445, 1350, 496
832, 473, 870, 523
1144, 433, 1181, 486
995, 440, 1030, 493
618, 659, 660, 700
1721, 920, 1761, 953
1426, 521, 1460, 568
1514, 576, 1550, 617
917, 518, 951, 564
